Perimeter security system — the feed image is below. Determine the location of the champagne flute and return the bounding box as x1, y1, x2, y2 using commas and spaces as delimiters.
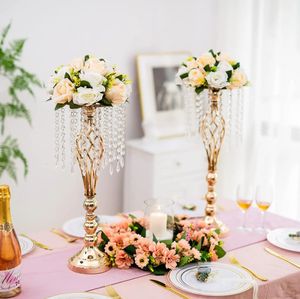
236, 184, 253, 231
255, 184, 273, 233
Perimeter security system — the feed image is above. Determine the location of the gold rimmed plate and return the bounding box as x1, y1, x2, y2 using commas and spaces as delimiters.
47, 292, 110, 299
168, 262, 253, 296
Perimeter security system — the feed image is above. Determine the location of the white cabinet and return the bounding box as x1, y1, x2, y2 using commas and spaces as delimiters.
123, 137, 207, 212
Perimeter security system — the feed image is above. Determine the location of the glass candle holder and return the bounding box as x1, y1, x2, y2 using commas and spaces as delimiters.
144, 199, 174, 241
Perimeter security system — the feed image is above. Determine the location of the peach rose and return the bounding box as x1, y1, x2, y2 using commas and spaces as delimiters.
84, 57, 109, 75
188, 69, 205, 87
52, 78, 74, 104
105, 79, 130, 105
115, 250, 133, 269
197, 53, 215, 67
70, 57, 84, 72
230, 69, 248, 88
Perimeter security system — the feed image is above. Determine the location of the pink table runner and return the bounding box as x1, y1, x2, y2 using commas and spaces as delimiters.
18, 205, 300, 299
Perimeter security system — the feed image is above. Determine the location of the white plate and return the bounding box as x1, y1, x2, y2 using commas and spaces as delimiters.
18, 235, 34, 256
47, 292, 109, 299
267, 228, 300, 252
168, 262, 253, 296
62, 215, 123, 238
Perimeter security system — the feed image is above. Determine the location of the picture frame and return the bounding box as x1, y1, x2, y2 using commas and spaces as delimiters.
137, 52, 190, 139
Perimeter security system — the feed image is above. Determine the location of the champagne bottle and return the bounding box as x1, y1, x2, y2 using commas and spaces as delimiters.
0, 185, 21, 297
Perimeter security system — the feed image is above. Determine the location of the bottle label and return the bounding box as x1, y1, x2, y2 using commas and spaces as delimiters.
0, 266, 21, 292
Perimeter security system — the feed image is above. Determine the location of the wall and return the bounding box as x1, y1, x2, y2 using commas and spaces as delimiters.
0, 0, 217, 231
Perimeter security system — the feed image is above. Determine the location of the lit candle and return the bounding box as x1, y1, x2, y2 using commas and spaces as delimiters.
149, 212, 167, 239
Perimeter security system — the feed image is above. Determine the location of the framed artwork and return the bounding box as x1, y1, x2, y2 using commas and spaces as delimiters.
137, 52, 190, 138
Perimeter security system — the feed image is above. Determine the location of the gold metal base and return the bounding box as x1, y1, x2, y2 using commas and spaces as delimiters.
68, 246, 110, 274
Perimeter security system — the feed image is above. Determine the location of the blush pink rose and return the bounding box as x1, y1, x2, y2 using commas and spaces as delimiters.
52, 78, 74, 104
115, 250, 133, 269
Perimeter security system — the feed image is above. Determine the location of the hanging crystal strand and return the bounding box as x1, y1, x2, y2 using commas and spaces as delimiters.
227, 90, 233, 138
70, 110, 79, 172
101, 107, 109, 169
94, 107, 101, 174
107, 107, 114, 175
119, 104, 126, 168
237, 88, 244, 143
54, 109, 60, 166
60, 107, 66, 169
115, 105, 121, 173
195, 92, 204, 134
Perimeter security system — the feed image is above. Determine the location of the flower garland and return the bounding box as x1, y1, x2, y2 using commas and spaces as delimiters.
176, 49, 248, 94
47, 55, 131, 110
97, 215, 226, 275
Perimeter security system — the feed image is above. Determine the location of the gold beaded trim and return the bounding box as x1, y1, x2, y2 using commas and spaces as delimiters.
0, 223, 13, 231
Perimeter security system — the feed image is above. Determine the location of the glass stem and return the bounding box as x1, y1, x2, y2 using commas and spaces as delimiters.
242, 211, 247, 229
261, 211, 265, 229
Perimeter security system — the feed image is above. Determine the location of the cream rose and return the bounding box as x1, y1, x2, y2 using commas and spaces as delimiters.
79, 71, 104, 88
52, 78, 74, 104
70, 57, 84, 72
206, 71, 228, 89
73, 86, 104, 106
84, 57, 109, 75
186, 59, 198, 70
105, 79, 130, 105
188, 69, 205, 87
218, 53, 236, 65
230, 69, 248, 88
197, 53, 215, 67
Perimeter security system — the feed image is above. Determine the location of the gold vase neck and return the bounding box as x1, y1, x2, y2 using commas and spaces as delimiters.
82, 105, 97, 117
208, 89, 221, 101
0, 185, 12, 224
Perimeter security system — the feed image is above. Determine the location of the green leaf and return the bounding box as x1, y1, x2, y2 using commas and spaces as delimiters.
195, 86, 205, 94
211, 66, 217, 72
80, 80, 92, 88
215, 245, 226, 258
232, 62, 240, 70
214, 228, 221, 235
179, 72, 188, 79
0, 23, 11, 46
99, 97, 113, 107
160, 239, 172, 248
152, 234, 158, 243
101, 231, 109, 244
178, 256, 191, 267
150, 264, 168, 275
64, 72, 72, 81
226, 70, 232, 80
204, 65, 211, 72
124, 245, 136, 256
128, 213, 137, 219
209, 49, 217, 58
55, 103, 67, 111
84, 54, 89, 62
69, 102, 81, 109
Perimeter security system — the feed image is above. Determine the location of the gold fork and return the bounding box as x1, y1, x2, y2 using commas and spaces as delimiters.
51, 228, 79, 243
20, 233, 53, 251
229, 256, 268, 281
105, 285, 122, 299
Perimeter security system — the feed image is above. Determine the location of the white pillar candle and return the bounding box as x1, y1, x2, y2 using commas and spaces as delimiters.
149, 212, 167, 239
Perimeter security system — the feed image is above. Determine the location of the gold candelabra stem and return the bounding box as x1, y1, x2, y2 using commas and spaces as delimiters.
200, 89, 228, 234
68, 105, 110, 274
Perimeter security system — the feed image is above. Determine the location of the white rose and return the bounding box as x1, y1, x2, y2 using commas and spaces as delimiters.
175, 66, 188, 85
188, 69, 205, 87
73, 86, 104, 106
197, 53, 215, 67
79, 71, 104, 88
105, 79, 130, 105
70, 57, 84, 72
230, 69, 248, 88
206, 71, 228, 89
52, 78, 74, 104
217, 53, 236, 65
84, 57, 109, 75
217, 61, 233, 72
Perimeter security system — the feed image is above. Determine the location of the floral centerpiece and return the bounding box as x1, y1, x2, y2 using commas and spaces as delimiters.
97, 215, 226, 275
176, 49, 248, 93
47, 54, 131, 109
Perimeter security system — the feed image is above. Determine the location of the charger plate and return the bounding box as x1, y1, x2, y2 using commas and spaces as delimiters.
168, 262, 253, 296
47, 293, 109, 299
267, 228, 300, 252
62, 215, 123, 238
18, 235, 34, 256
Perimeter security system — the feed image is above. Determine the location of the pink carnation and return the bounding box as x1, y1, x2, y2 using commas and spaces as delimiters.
115, 250, 133, 269
137, 238, 153, 255
177, 239, 191, 253
150, 242, 168, 264
191, 247, 201, 260
165, 249, 180, 269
